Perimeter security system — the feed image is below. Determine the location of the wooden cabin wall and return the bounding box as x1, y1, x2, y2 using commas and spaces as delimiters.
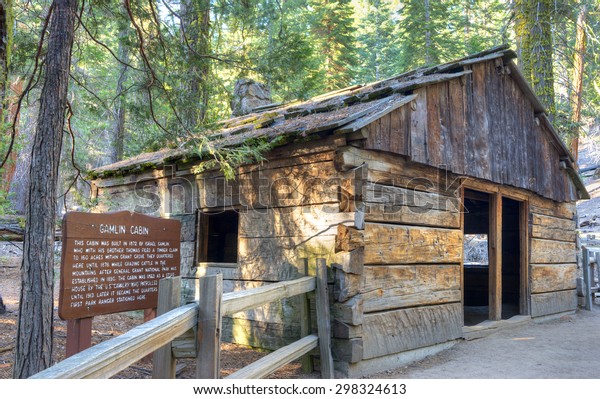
528, 198, 578, 318
362, 59, 577, 203
197, 136, 350, 349
332, 145, 464, 371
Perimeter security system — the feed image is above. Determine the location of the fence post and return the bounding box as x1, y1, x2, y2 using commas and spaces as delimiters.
298, 258, 314, 372
196, 274, 223, 378
152, 276, 182, 378
315, 258, 334, 379
583, 247, 592, 311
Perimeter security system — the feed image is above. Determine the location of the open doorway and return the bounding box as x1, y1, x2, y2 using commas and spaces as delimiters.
462, 189, 526, 326
501, 197, 522, 319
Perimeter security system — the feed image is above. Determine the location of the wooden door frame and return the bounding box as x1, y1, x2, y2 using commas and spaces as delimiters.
461, 181, 530, 322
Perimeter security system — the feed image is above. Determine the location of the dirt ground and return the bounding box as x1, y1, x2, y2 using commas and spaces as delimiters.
0, 249, 319, 379
372, 307, 600, 379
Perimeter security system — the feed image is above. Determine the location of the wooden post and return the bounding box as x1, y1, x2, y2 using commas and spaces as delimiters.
142, 308, 158, 361
315, 258, 334, 379
152, 277, 182, 379
519, 200, 530, 315
66, 317, 93, 358
196, 274, 223, 379
489, 193, 502, 321
583, 246, 592, 311
298, 258, 314, 372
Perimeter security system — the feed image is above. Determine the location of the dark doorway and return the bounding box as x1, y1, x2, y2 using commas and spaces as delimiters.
463, 189, 491, 325
501, 197, 521, 319
462, 189, 525, 326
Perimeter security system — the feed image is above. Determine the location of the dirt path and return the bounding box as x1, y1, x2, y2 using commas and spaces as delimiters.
375, 307, 600, 379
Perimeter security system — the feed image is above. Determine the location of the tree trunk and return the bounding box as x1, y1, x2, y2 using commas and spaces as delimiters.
424, 0, 432, 65
0, 2, 13, 193
514, 0, 556, 119
109, 19, 129, 164
180, 0, 211, 128
13, 0, 77, 379
0, 1, 11, 115
569, 4, 587, 161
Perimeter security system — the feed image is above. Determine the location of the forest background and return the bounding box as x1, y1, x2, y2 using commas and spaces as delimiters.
0, 0, 599, 215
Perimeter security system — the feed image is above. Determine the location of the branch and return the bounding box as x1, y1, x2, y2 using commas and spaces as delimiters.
0, 3, 54, 170
58, 100, 91, 212
74, 10, 144, 72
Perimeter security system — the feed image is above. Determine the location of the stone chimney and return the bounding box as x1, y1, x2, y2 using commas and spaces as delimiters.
230, 78, 272, 117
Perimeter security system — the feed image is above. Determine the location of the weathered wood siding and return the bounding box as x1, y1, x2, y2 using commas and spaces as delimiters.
333, 146, 464, 370
363, 59, 577, 203
199, 143, 342, 349
529, 199, 578, 317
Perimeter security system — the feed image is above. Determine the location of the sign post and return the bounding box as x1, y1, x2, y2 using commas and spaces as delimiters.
59, 211, 181, 357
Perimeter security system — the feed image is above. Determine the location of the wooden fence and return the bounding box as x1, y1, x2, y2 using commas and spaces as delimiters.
30, 258, 334, 379
581, 246, 599, 310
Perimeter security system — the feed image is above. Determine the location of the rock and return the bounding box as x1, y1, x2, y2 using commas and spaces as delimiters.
0, 295, 5, 314
580, 220, 590, 227
230, 79, 272, 117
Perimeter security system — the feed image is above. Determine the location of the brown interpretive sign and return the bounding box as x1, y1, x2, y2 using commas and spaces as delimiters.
59, 211, 181, 320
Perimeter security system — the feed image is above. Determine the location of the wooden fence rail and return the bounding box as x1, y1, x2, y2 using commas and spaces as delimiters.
30, 258, 333, 379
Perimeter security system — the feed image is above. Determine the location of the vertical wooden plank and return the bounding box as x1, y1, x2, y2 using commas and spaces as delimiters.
471, 63, 491, 180
519, 201, 530, 315
389, 107, 409, 155
489, 193, 502, 321
152, 277, 182, 379
583, 247, 592, 311
463, 70, 477, 174
439, 82, 452, 169
298, 258, 314, 373
489, 60, 505, 184
379, 112, 391, 151
316, 258, 335, 379
196, 274, 223, 379
426, 84, 443, 167
448, 77, 466, 175
66, 317, 93, 358
410, 88, 428, 163
515, 79, 528, 189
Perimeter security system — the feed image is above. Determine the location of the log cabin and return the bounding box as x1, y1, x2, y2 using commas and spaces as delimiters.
87, 45, 588, 377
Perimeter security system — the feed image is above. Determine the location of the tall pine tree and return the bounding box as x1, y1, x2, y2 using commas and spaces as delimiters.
354, 0, 400, 82
309, 0, 358, 91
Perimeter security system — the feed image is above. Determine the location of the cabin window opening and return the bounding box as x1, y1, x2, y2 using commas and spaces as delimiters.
199, 211, 239, 263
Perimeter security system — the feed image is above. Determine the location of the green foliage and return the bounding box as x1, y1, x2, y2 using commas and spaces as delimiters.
309, 0, 359, 90
191, 134, 286, 180
353, 0, 401, 82
0, 189, 15, 215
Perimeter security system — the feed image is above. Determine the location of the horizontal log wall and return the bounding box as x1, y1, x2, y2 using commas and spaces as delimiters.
529, 198, 578, 318
199, 140, 344, 349
332, 145, 464, 370
362, 303, 463, 360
